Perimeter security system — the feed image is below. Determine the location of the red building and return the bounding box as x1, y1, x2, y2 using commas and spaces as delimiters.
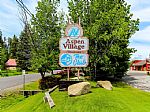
130, 59, 150, 71
5, 59, 17, 70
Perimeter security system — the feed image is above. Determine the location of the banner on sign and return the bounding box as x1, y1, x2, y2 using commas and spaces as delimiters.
59, 37, 89, 51
59, 53, 89, 67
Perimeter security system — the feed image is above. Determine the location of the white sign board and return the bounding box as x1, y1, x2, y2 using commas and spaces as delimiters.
59, 53, 88, 67
59, 37, 89, 51
22, 70, 25, 75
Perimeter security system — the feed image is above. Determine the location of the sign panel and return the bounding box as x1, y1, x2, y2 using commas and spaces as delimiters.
59, 37, 89, 51
65, 24, 83, 38
59, 53, 88, 67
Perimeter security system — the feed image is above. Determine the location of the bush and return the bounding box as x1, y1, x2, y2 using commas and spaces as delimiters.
39, 75, 62, 90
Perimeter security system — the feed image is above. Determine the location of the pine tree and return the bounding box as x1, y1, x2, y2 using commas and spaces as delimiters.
17, 25, 31, 70
0, 30, 8, 69
9, 35, 19, 59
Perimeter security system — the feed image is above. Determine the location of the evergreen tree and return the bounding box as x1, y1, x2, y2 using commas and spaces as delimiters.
9, 35, 19, 59
0, 30, 8, 69
17, 25, 31, 70
68, 0, 139, 79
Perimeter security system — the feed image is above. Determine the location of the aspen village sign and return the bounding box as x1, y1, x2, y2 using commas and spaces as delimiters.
59, 23, 89, 67
59, 37, 89, 51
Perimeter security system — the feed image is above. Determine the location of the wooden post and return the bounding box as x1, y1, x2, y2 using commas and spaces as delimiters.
22, 70, 25, 96
78, 17, 81, 26
77, 68, 80, 80
45, 92, 55, 108
67, 67, 70, 81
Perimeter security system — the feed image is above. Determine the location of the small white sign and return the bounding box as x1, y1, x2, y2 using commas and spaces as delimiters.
22, 70, 25, 75
59, 37, 89, 51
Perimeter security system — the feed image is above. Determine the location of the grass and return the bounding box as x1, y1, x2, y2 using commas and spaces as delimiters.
0, 70, 38, 77
0, 81, 39, 111
0, 91, 25, 111
25, 81, 40, 90
0, 70, 21, 77
1, 81, 150, 112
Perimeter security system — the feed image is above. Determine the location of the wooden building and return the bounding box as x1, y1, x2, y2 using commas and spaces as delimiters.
130, 59, 150, 71
5, 59, 17, 70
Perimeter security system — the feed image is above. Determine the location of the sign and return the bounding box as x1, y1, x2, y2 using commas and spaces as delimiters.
45, 92, 55, 108
22, 70, 25, 75
65, 24, 83, 38
59, 53, 88, 67
59, 37, 89, 51
59, 23, 89, 68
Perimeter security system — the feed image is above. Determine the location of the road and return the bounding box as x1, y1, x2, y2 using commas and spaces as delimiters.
0, 74, 41, 91
123, 71, 150, 92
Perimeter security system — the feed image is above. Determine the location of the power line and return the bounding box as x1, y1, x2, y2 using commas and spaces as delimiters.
16, 0, 33, 17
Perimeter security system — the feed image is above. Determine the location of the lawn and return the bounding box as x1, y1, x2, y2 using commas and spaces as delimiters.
0, 81, 39, 111
0, 70, 38, 77
0, 70, 21, 77
1, 82, 150, 112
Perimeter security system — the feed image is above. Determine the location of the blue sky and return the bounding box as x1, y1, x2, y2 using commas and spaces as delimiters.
0, 0, 149, 60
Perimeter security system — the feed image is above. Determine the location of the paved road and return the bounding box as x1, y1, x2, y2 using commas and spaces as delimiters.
0, 74, 41, 91
123, 71, 150, 92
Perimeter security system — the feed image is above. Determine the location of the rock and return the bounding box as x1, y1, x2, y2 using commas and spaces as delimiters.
97, 81, 113, 90
68, 82, 91, 96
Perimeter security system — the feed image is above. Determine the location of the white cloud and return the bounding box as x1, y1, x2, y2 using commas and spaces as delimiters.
125, 0, 150, 10
125, 0, 150, 22
0, 0, 38, 37
131, 26, 150, 42
129, 44, 150, 60
132, 8, 150, 22
125, 0, 150, 59
129, 25, 150, 59
0, 0, 68, 37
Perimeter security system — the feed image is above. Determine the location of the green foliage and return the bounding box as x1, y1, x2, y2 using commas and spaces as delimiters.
17, 25, 31, 70
8, 35, 19, 59
0, 30, 8, 69
68, 0, 139, 78
30, 0, 64, 78
2, 82, 150, 112
39, 75, 61, 90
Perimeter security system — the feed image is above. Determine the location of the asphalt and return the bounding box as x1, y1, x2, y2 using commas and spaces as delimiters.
123, 71, 150, 92
0, 74, 41, 92
1, 71, 150, 93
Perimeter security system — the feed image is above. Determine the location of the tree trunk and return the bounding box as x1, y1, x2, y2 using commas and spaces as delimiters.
38, 68, 45, 79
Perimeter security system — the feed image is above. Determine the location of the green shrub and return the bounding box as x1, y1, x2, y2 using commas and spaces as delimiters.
39, 75, 62, 90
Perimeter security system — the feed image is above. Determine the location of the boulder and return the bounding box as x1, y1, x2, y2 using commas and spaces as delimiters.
97, 81, 113, 90
68, 82, 91, 96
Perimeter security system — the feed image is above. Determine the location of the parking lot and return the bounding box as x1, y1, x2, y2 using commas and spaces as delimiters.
123, 71, 150, 92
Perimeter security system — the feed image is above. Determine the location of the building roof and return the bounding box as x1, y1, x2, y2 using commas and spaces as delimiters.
6, 59, 17, 67
132, 60, 146, 66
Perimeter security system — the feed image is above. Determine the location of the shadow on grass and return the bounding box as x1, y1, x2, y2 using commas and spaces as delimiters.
112, 82, 130, 88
